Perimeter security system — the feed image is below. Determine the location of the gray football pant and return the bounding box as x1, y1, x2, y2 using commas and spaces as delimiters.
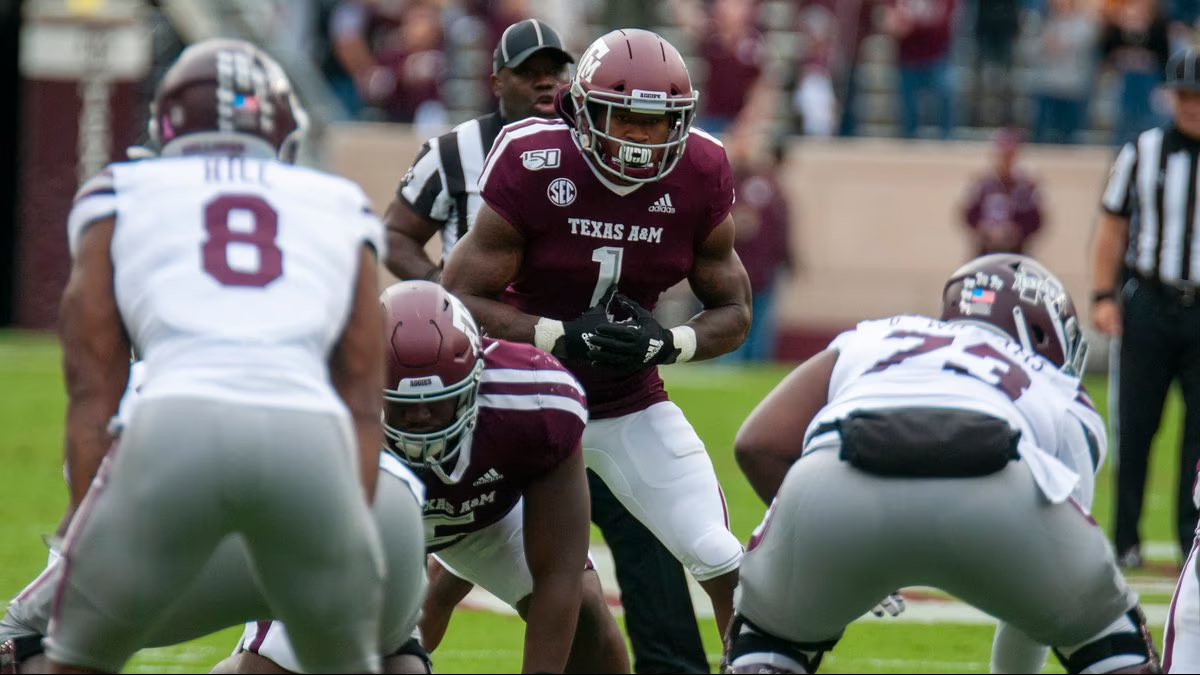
40, 396, 393, 673
736, 448, 1138, 649
1, 467, 426, 664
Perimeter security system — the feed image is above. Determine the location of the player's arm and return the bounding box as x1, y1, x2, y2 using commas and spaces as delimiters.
1090, 211, 1129, 336
383, 196, 443, 282
443, 204, 541, 343
329, 244, 385, 502
59, 216, 130, 510
684, 214, 753, 360
735, 349, 839, 503
520, 446, 590, 674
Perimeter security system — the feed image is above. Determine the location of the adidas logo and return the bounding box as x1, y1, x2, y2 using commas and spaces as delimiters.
472, 468, 504, 487
648, 193, 676, 214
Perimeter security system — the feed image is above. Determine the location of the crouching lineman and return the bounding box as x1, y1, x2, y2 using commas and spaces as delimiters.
1, 282, 628, 674
726, 254, 1160, 674
0, 361, 428, 674
224, 281, 630, 674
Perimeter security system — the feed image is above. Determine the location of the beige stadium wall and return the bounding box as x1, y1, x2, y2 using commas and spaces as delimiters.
326, 123, 1116, 361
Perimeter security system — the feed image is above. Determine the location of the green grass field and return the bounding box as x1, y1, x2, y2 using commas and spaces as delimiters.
0, 330, 1188, 673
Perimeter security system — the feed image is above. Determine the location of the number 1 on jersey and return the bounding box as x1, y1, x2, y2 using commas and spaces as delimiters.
590, 246, 624, 306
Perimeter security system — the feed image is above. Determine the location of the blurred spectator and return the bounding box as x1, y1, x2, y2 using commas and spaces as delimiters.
595, 0, 661, 31
670, 0, 774, 134
794, 4, 840, 136
331, 0, 448, 130
969, 0, 1021, 126
373, 1, 448, 130
805, 0, 888, 137
960, 128, 1044, 258
1101, 0, 1171, 146
726, 130, 794, 362
884, 0, 959, 139
1169, 0, 1200, 44
1025, 0, 1099, 145
330, 0, 403, 118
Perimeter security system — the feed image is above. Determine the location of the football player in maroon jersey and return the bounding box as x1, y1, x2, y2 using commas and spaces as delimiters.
221, 281, 629, 674
444, 28, 753, 641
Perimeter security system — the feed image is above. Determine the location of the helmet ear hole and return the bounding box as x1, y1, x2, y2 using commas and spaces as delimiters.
1030, 325, 1047, 346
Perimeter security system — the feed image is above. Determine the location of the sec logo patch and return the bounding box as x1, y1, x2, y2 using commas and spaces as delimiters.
548, 178, 577, 207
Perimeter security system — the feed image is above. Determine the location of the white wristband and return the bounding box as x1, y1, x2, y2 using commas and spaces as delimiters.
534, 317, 566, 354
670, 325, 697, 363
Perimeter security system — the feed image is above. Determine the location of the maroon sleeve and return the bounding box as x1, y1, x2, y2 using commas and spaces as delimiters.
539, 409, 585, 470
478, 131, 528, 231
533, 350, 588, 469
706, 144, 737, 237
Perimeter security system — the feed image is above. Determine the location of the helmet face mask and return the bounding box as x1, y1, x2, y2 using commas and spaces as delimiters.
569, 29, 697, 184
941, 254, 1088, 376
380, 282, 485, 483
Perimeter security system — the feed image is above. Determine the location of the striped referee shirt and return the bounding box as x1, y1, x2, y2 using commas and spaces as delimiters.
1102, 125, 1200, 285
398, 113, 506, 259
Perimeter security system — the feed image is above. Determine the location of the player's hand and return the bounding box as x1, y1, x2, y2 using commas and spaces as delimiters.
587, 292, 680, 370
557, 303, 615, 361
1091, 298, 1122, 337
870, 591, 906, 618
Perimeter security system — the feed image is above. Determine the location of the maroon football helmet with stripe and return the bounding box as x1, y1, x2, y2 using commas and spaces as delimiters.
150, 38, 307, 162
381, 281, 485, 483
941, 254, 1088, 375
567, 29, 697, 183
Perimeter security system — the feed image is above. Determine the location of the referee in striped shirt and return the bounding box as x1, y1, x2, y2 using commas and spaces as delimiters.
382, 20, 710, 674
1092, 47, 1200, 568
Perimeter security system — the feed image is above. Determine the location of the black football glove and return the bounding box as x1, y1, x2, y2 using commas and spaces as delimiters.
555, 303, 614, 361
587, 292, 680, 371
552, 286, 624, 361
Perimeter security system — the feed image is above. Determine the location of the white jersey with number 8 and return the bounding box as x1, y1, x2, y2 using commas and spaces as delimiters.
67, 156, 384, 412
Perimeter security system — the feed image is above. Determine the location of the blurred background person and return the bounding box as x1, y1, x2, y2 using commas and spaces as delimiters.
968, 0, 1021, 127
331, 0, 447, 131
793, 3, 840, 137
820, 0, 888, 138
726, 130, 795, 363
884, 0, 959, 139
1168, 0, 1200, 47
669, 0, 774, 135
329, 0, 405, 119
960, 128, 1044, 257
1100, 0, 1171, 146
1025, 0, 1099, 145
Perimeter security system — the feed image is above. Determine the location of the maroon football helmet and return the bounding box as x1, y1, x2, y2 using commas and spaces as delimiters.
381, 281, 484, 482
568, 29, 697, 183
941, 254, 1088, 375
150, 38, 308, 162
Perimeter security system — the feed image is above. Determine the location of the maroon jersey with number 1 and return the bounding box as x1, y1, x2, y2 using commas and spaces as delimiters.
478, 118, 735, 418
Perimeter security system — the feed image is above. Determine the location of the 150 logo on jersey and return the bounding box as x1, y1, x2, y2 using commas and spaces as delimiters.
522, 149, 561, 171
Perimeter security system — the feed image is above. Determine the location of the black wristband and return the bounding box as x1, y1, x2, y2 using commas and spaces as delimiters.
1091, 289, 1116, 304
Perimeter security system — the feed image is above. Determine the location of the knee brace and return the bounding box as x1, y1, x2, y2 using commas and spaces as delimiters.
1052, 608, 1162, 674
388, 636, 433, 674
725, 614, 839, 674
1, 634, 44, 674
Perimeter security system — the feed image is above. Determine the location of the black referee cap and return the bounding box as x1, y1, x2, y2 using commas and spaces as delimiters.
492, 19, 573, 75
1167, 47, 1200, 91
